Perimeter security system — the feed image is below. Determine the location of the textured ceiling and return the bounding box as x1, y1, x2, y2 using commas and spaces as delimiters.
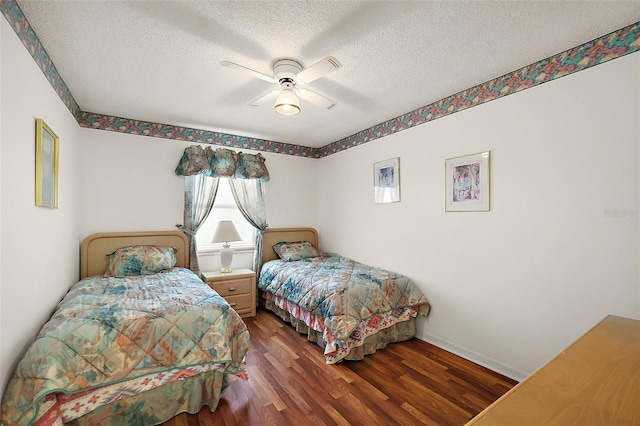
16, 1, 640, 149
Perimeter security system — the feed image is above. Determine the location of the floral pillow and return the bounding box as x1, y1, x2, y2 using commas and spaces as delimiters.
104, 245, 177, 277
273, 241, 320, 262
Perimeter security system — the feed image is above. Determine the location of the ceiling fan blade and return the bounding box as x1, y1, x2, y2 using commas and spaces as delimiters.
221, 61, 275, 83
297, 89, 337, 110
295, 56, 341, 84
249, 90, 279, 106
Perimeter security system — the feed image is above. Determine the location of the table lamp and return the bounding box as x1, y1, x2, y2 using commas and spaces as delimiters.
212, 220, 242, 273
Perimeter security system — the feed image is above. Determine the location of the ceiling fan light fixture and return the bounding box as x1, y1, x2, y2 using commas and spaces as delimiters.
223, 56, 341, 114
274, 89, 300, 116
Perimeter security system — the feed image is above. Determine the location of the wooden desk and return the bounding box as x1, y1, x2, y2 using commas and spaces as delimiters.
466, 315, 640, 425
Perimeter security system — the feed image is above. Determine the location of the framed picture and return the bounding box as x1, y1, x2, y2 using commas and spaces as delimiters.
445, 151, 490, 212
35, 118, 59, 208
374, 157, 400, 204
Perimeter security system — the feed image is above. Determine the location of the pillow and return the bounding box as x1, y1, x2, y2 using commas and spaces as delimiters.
104, 245, 177, 277
273, 241, 320, 262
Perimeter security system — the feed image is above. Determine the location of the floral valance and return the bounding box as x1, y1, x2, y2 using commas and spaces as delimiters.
175, 145, 270, 181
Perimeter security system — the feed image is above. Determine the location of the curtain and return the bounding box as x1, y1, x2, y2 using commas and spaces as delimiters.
175, 145, 269, 276
175, 145, 269, 181
229, 178, 268, 276
181, 174, 220, 275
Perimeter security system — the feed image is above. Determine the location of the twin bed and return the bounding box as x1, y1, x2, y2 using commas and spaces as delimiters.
260, 228, 430, 364
1, 228, 430, 425
1, 231, 249, 426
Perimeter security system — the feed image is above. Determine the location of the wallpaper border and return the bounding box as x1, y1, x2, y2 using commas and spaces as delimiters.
2, 0, 638, 159
77, 112, 317, 158
1, 0, 81, 119
319, 21, 640, 157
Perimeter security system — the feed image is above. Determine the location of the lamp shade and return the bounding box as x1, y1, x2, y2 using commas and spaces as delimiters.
211, 220, 241, 244
274, 89, 301, 115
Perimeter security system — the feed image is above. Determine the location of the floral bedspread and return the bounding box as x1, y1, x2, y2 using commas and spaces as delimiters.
259, 255, 430, 356
0, 268, 250, 425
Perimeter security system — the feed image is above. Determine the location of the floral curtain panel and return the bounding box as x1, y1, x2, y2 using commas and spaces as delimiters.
229, 178, 268, 275
175, 145, 270, 181
180, 175, 219, 274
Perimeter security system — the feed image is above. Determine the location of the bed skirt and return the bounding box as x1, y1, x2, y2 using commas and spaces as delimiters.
263, 299, 416, 362
68, 370, 229, 425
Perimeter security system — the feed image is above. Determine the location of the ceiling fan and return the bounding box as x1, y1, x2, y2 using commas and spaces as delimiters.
221, 56, 341, 116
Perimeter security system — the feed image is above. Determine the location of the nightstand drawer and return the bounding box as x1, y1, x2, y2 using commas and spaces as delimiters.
201, 269, 256, 318
224, 293, 253, 315
209, 277, 252, 297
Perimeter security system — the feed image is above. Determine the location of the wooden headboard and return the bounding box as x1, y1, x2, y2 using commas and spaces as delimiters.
80, 231, 190, 278
262, 227, 318, 263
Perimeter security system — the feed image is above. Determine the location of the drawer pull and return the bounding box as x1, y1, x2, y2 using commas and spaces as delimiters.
228, 287, 237, 291
230, 303, 237, 307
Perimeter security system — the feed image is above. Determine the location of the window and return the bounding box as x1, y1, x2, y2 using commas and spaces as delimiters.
196, 178, 255, 252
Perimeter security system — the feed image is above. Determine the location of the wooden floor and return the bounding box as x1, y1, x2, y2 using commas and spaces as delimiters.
164, 309, 517, 426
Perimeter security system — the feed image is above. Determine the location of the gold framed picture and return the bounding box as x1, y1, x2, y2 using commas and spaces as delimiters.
35, 118, 59, 208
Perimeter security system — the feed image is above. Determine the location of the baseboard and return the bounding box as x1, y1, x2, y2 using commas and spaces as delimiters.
419, 333, 528, 382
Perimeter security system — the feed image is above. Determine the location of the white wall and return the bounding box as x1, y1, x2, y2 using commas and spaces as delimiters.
317, 53, 640, 380
78, 128, 187, 236
79, 130, 319, 271
0, 19, 81, 397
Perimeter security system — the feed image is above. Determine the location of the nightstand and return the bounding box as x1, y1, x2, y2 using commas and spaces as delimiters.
201, 269, 256, 318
